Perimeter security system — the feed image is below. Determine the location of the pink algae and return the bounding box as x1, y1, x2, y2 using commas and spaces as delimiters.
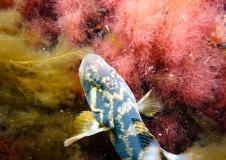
21, 0, 59, 43
56, 0, 107, 44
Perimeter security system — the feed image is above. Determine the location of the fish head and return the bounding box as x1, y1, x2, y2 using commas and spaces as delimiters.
79, 53, 125, 128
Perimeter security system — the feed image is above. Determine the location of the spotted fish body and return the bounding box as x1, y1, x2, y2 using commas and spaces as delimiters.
79, 54, 167, 160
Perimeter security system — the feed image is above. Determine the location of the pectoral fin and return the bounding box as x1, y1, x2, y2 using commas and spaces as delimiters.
137, 88, 163, 117
64, 111, 110, 147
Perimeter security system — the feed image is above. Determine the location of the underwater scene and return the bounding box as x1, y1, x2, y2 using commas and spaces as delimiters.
0, 0, 226, 159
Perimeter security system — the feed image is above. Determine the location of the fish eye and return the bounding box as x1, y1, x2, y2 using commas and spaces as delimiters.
93, 76, 101, 87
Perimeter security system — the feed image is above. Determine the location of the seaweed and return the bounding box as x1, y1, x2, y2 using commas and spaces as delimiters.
0, 33, 90, 108
0, 8, 92, 159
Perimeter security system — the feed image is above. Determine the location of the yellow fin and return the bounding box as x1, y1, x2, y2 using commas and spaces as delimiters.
137, 88, 163, 117
64, 111, 110, 147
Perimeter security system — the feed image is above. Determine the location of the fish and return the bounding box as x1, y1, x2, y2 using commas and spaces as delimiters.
64, 54, 184, 160
217, 42, 226, 49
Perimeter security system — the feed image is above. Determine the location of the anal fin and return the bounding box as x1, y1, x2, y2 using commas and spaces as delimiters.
64, 111, 110, 147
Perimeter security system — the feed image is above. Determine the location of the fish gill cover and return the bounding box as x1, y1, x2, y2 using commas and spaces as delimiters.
0, 0, 226, 159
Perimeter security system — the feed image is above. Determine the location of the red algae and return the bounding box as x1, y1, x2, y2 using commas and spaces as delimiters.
94, 0, 226, 153
0, 0, 14, 9
154, 0, 224, 106
22, 0, 59, 43
143, 108, 200, 153
55, 0, 226, 154
0, 138, 17, 160
100, 0, 224, 107
56, 0, 107, 44
216, 58, 226, 107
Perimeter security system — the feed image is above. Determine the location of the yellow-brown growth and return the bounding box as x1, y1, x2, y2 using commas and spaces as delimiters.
185, 135, 226, 160
0, 9, 91, 108
0, 7, 92, 159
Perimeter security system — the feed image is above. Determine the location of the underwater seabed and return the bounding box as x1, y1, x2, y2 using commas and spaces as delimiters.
0, 0, 226, 159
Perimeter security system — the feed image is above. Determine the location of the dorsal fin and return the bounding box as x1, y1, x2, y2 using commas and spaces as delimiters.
64, 111, 110, 147
137, 88, 163, 117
